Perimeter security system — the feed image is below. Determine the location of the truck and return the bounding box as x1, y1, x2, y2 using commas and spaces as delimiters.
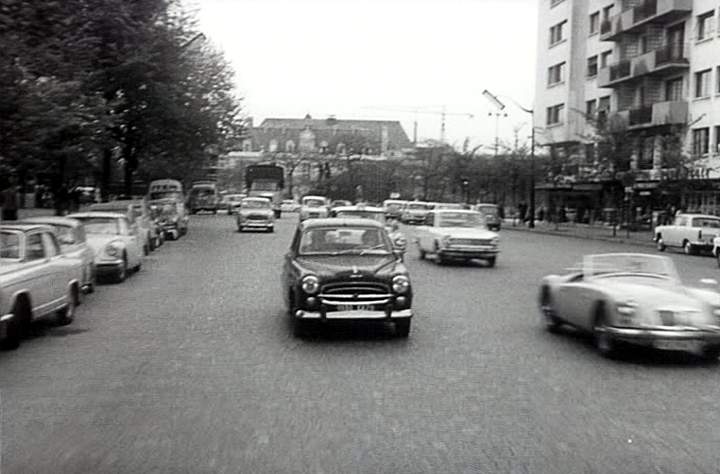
245, 164, 285, 218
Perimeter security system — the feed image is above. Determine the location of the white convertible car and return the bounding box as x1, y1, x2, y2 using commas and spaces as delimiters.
539, 253, 720, 359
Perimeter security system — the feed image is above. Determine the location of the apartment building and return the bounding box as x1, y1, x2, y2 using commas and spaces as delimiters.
535, 0, 720, 215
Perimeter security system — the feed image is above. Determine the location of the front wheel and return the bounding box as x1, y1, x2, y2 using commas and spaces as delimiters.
486, 256, 496, 268
540, 289, 561, 333
113, 257, 128, 284
655, 235, 666, 251
593, 304, 621, 358
56, 286, 77, 326
396, 319, 411, 338
683, 241, 694, 255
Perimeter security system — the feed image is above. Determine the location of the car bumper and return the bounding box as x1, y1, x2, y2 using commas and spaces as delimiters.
95, 260, 125, 275
438, 248, 499, 259
295, 308, 412, 321
605, 326, 720, 348
239, 221, 273, 228
689, 241, 715, 250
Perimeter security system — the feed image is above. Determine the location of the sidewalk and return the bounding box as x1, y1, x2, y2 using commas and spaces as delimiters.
501, 219, 657, 248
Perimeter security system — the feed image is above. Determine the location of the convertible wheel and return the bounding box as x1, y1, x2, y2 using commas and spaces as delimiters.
593, 305, 621, 358
539, 290, 561, 333
56, 286, 78, 326
655, 235, 666, 252
683, 241, 694, 255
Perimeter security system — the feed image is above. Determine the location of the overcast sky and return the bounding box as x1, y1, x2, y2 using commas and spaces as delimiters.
193, 0, 538, 150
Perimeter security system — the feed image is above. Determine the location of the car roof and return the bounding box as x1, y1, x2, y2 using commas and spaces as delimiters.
0, 223, 54, 233
301, 218, 384, 229
302, 195, 326, 200
332, 206, 384, 213
20, 216, 82, 227
67, 212, 127, 219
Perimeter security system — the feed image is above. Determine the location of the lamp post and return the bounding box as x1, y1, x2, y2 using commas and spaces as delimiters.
482, 90, 536, 228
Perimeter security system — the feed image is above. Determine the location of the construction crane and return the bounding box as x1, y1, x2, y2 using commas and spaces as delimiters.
362, 105, 476, 144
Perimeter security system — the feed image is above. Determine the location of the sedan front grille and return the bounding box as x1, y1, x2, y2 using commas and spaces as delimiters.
246, 215, 268, 221
449, 238, 492, 246
322, 282, 389, 295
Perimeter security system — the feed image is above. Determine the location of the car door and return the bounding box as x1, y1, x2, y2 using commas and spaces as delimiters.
24, 231, 54, 315
122, 218, 142, 267
42, 231, 70, 309
555, 278, 594, 327
667, 216, 684, 246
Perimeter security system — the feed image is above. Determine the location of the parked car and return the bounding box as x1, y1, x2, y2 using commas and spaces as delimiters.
539, 252, 720, 359
88, 201, 156, 254
149, 198, 188, 240
236, 197, 275, 232
21, 216, 96, 294
400, 201, 431, 225
473, 203, 501, 231
382, 199, 406, 220
187, 181, 220, 214
433, 202, 465, 210
224, 193, 246, 215
331, 205, 407, 258
0, 224, 84, 349
654, 213, 720, 255
415, 209, 499, 266
67, 212, 144, 283
280, 199, 300, 213
330, 200, 352, 209
282, 218, 413, 337
299, 195, 330, 221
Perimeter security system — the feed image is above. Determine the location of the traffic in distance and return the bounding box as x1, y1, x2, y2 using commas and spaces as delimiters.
4, 172, 720, 360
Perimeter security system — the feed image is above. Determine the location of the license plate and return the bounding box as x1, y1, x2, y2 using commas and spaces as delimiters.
337, 304, 373, 311
654, 340, 699, 351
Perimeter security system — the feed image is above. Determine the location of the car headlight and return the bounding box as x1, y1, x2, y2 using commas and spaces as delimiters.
105, 242, 121, 257
301, 275, 320, 294
616, 300, 638, 325
392, 275, 410, 294
440, 235, 452, 248
394, 236, 407, 249
491, 237, 500, 246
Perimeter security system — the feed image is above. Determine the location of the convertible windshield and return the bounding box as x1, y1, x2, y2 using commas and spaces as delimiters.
584, 254, 677, 279
242, 199, 270, 209
0, 231, 21, 259
335, 211, 385, 224
299, 226, 391, 255
75, 217, 120, 235
437, 212, 484, 228
303, 198, 325, 207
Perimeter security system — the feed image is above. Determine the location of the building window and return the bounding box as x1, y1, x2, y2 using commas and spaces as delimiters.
638, 136, 654, 170
695, 69, 712, 98
586, 99, 597, 117
602, 4, 614, 22
589, 12, 600, 35
600, 50, 612, 68
549, 20, 567, 46
550, 0, 565, 7
587, 56, 598, 77
697, 10, 715, 41
285, 140, 295, 152
242, 139, 252, 152
546, 103, 564, 125
269, 139, 278, 152
693, 128, 710, 156
717, 66, 720, 94
547, 62, 565, 86
597, 96, 610, 125
665, 77, 683, 101
715, 126, 720, 154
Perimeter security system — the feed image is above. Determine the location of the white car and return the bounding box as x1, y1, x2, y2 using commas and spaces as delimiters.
67, 212, 144, 283
415, 209, 499, 266
654, 213, 720, 255
540, 253, 720, 359
299, 195, 329, 221
280, 199, 300, 213
236, 197, 275, 232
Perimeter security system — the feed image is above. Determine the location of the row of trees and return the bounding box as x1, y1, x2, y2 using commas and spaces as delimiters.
0, 0, 243, 210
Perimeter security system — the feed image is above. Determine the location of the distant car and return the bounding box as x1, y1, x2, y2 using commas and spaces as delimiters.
539, 253, 720, 359
21, 216, 96, 294
382, 199, 407, 220
188, 182, 220, 214
282, 218, 413, 337
415, 209, 499, 266
401, 201, 431, 225
280, 199, 300, 213
654, 213, 720, 255
1, 224, 84, 349
149, 198, 188, 240
236, 197, 275, 232
88, 200, 156, 254
434, 202, 465, 210
473, 203, 501, 231
299, 195, 329, 221
67, 212, 144, 283
331, 205, 407, 258
223, 193, 246, 215
330, 200, 352, 209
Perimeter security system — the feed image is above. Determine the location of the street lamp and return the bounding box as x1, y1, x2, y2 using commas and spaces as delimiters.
482, 89, 536, 229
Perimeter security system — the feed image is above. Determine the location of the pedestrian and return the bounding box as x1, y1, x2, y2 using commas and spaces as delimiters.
0, 180, 19, 221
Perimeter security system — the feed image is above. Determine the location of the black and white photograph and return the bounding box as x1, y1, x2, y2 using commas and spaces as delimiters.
2, 0, 720, 472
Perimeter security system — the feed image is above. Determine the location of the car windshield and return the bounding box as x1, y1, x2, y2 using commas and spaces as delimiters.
303, 198, 325, 207
335, 211, 385, 224
692, 218, 720, 228
149, 191, 182, 200
477, 206, 498, 216
407, 203, 426, 211
437, 212, 484, 228
53, 225, 76, 246
584, 254, 677, 279
227, 195, 244, 202
0, 231, 21, 259
75, 217, 120, 235
299, 226, 391, 255
242, 200, 270, 209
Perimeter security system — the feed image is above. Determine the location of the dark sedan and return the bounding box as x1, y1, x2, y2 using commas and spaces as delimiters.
282, 218, 413, 337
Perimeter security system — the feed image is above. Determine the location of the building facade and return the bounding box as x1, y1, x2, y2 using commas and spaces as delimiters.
535, 0, 720, 216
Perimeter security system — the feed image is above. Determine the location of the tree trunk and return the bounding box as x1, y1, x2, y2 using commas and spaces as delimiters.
101, 148, 112, 202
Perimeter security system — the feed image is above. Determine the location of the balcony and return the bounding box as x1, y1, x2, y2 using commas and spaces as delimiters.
615, 101, 688, 130
597, 44, 688, 87
600, 0, 692, 40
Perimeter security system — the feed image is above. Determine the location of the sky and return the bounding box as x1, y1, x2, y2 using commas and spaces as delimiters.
192, 0, 538, 150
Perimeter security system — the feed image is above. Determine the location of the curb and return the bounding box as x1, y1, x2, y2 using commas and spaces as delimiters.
502, 224, 656, 248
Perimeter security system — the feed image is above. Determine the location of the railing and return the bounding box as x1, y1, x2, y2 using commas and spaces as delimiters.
633, 0, 657, 23
655, 43, 688, 65
600, 19, 612, 34
629, 107, 652, 125
609, 60, 632, 81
